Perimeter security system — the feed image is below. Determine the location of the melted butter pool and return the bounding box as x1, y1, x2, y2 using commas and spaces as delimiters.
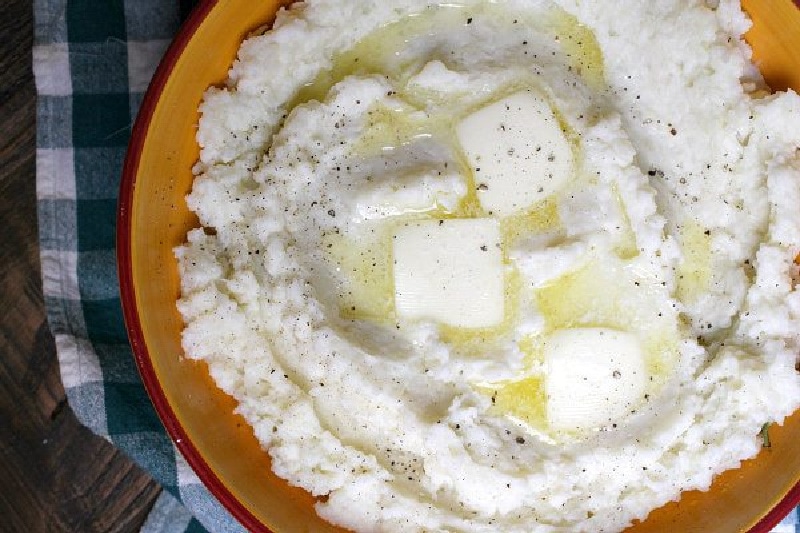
290, 2, 605, 110
299, 2, 675, 438
478, 375, 547, 429
535, 259, 679, 380
675, 219, 712, 304
478, 257, 681, 437
322, 227, 395, 322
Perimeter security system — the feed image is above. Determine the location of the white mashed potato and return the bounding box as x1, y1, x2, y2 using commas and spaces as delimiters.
175, 1, 800, 531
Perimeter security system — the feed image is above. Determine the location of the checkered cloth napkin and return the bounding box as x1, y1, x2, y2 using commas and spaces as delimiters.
33, 0, 245, 531
30, 1, 800, 532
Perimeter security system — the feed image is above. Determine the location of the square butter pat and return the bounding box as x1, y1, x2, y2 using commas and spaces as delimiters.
393, 218, 504, 328
544, 328, 646, 431
456, 91, 574, 216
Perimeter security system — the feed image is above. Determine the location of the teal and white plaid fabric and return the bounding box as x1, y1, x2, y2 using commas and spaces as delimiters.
31, 1, 800, 532
776, 510, 800, 533
33, 0, 244, 531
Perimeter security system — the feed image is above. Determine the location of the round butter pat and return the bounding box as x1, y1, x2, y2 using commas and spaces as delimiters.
543, 327, 647, 431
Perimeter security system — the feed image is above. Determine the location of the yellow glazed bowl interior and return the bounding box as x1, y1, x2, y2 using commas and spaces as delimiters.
118, 1, 800, 531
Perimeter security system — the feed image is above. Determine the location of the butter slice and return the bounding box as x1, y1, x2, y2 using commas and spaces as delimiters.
456, 91, 574, 216
393, 218, 504, 328
544, 328, 646, 431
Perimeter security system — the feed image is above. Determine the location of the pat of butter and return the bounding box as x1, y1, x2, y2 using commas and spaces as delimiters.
393, 218, 504, 328
544, 328, 646, 431
456, 91, 574, 216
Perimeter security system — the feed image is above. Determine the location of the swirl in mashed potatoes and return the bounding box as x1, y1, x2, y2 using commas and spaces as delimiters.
176, 1, 800, 531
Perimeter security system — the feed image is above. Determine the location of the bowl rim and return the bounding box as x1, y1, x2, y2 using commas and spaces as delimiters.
117, 1, 800, 532
117, 0, 272, 531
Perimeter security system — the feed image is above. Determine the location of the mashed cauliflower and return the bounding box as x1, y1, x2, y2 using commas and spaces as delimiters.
175, 1, 800, 531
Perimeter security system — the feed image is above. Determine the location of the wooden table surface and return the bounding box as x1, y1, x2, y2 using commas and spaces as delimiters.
0, 0, 163, 531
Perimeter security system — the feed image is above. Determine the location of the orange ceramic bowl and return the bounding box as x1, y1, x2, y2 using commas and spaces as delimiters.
118, 1, 800, 532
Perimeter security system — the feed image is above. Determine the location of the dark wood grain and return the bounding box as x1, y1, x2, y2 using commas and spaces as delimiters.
0, 0, 163, 531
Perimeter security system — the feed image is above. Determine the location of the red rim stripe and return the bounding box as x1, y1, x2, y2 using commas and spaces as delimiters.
117, 1, 270, 531
117, 1, 800, 532
749, 469, 800, 533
